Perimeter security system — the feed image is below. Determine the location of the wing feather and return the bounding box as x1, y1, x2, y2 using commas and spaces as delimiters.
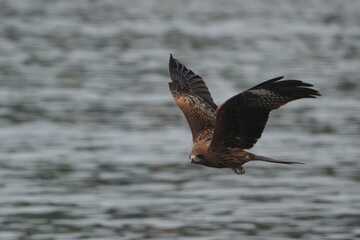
168, 54, 217, 142
209, 76, 320, 150
169, 54, 217, 110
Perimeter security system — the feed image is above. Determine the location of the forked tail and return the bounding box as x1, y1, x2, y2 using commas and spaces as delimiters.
250, 153, 304, 165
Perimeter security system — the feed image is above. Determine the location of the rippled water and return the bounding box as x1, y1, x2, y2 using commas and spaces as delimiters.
0, 0, 359, 239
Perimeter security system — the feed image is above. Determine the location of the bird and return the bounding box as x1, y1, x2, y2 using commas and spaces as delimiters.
168, 54, 320, 175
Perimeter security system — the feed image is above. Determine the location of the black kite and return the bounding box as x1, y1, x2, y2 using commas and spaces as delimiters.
168, 54, 320, 174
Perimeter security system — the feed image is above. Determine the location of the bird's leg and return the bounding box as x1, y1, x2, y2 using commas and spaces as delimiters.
231, 166, 245, 175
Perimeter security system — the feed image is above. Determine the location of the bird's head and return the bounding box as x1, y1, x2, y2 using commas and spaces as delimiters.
189, 154, 205, 165
189, 145, 209, 165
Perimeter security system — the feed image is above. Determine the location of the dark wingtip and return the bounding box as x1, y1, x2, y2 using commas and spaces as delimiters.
168, 54, 189, 92
169, 53, 176, 70
251, 76, 321, 99
270, 76, 284, 82
251, 76, 284, 89
293, 161, 305, 165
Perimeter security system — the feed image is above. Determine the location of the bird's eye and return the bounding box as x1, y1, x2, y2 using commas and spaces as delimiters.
196, 154, 204, 159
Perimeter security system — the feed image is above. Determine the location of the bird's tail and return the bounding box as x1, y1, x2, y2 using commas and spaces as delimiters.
249, 153, 304, 165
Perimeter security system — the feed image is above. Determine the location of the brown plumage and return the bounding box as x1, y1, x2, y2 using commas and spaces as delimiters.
168, 54, 320, 175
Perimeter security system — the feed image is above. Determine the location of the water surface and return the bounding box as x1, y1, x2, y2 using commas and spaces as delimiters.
0, 0, 359, 239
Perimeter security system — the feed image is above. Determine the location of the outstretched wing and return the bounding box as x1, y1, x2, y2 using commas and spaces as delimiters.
168, 54, 217, 142
209, 76, 320, 150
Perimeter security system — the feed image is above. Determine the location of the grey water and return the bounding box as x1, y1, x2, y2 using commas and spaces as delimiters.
0, 0, 359, 239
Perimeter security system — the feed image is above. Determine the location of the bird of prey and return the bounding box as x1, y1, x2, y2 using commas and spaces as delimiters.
168, 54, 320, 175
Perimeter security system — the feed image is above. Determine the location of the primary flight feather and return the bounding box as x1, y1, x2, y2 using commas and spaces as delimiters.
168, 54, 320, 175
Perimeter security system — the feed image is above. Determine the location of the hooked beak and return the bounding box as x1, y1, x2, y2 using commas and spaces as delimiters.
190, 155, 196, 164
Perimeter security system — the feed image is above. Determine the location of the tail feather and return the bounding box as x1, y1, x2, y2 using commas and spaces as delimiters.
250, 154, 304, 165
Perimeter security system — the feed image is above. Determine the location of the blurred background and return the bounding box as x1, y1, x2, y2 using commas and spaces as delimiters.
0, 0, 359, 239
